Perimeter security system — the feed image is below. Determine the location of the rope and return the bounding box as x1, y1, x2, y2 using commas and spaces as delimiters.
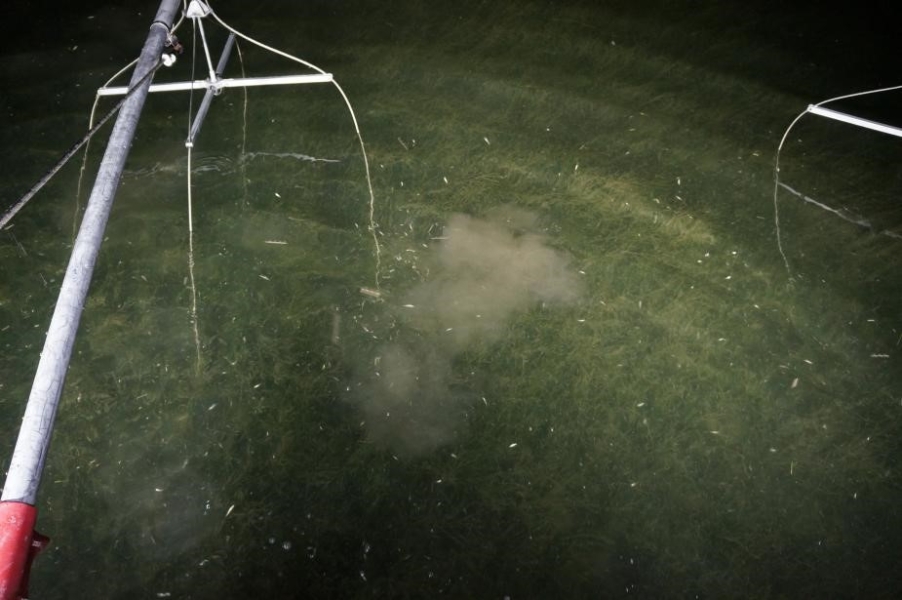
186, 12, 202, 374
73, 59, 138, 239
187, 148, 201, 374
72, 6, 188, 237
772, 109, 807, 276
237, 40, 249, 205
1, 61, 163, 230
206, 4, 383, 290
772, 83, 902, 276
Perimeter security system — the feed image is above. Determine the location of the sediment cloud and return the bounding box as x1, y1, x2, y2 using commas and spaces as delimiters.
350, 206, 583, 455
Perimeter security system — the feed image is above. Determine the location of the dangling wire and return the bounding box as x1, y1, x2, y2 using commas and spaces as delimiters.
207, 5, 383, 291
772, 109, 807, 276
186, 12, 202, 374
236, 40, 250, 206
72, 58, 136, 239
70, 8, 188, 238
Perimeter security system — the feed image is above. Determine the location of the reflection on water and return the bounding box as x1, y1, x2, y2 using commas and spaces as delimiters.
1, 0, 901, 598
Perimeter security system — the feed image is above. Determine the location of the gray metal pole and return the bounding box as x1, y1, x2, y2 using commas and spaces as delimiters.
1, 0, 183, 505
187, 32, 237, 146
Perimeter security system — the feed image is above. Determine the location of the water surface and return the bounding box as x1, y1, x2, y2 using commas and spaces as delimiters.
1, 1, 900, 598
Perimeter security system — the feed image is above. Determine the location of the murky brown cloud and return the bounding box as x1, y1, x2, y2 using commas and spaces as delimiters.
350, 206, 583, 455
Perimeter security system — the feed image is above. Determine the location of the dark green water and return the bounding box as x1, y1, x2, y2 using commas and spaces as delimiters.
2, 1, 901, 598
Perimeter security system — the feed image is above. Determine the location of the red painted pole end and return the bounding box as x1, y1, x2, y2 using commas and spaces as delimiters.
0, 501, 45, 600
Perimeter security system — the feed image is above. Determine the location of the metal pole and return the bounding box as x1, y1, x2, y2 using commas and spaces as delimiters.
95, 73, 334, 96
1, 2, 182, 592
187, 32, 237, 146
807, 104, 902, 138
1, 0, 182, 505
